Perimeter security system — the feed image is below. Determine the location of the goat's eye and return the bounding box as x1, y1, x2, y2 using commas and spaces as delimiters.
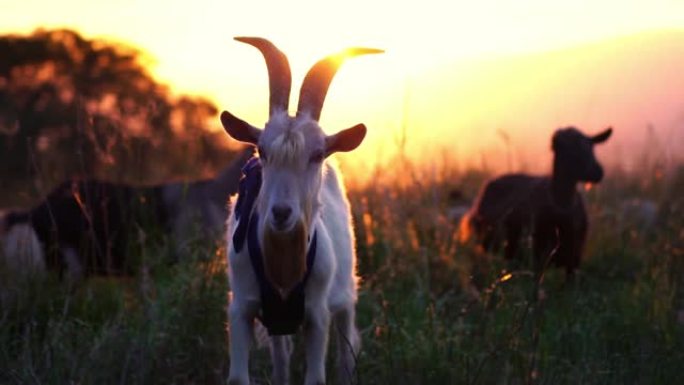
309, 151, 324, 164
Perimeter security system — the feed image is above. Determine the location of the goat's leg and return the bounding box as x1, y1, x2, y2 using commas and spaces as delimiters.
566, 229, 586, 285
333, 305, 360, 385
62, 247, 84, 284
504, 223, 522, 261
568, 207, 589, 284
532, 223, 556, 276
481, 228, 496, 253
270, 335, 293, 385
532, 223, 556, 302
228, 301, 256, 385
304, 306, 331, 385
555, 217, 588, 285
556, 224, 577, 284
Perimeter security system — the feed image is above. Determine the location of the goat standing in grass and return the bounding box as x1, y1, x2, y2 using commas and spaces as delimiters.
2, 180, 168, 278
0, 147, 251, 279
460, 126, 612, 280
222, 37, 380, 385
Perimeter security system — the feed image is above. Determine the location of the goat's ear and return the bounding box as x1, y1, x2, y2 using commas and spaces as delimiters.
592, 127, 613, 144
325, 123, 367, 156
221, 110, 261, 145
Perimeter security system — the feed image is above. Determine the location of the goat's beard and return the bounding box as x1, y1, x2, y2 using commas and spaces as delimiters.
261, 219, 308, 299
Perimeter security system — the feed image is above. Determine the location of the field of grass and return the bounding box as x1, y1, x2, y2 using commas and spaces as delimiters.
1, 157, 683, 384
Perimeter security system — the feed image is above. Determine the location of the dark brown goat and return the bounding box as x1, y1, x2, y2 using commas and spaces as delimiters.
460, 126, 612, 279
0, 147, 253, 279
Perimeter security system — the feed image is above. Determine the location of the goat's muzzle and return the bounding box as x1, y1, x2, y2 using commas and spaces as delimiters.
585, 165, 604, 183
261, 219, 308, 298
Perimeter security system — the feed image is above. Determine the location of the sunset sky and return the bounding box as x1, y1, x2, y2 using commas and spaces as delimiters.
2, 0, 684, 173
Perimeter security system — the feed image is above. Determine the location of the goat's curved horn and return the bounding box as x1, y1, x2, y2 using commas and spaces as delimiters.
234, 37, 292, 116
297, 47, 383, 121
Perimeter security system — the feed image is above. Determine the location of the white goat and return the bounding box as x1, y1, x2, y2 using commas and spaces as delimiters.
222, 37, 381, 385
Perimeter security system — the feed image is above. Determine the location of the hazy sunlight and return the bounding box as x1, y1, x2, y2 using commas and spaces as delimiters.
2, 0, 684, 178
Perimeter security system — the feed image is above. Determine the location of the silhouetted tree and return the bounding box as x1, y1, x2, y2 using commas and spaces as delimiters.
0, 29, 235, 204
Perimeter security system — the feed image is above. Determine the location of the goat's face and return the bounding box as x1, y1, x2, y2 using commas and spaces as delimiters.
222, 112, 365, 234
220, 37, 377, 294
552, 126, 612, 183
257, 114, 327, 233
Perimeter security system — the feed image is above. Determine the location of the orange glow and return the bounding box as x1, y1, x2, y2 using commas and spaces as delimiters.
2, 1, 684, 179
362, 212, 375, 247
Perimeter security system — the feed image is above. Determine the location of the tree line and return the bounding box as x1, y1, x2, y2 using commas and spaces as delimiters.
0, 29, 238, 206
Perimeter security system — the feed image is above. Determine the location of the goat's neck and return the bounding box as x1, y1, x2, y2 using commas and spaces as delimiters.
550, 163, 577, 208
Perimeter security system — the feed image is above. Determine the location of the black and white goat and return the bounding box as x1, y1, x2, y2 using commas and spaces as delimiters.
2, 180, 167, 277
222, 37, 380, 385
460, 126, 613, 280
0, 147, 252, 278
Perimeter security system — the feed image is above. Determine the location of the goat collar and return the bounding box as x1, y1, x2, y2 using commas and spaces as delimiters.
232, 156, 318, 335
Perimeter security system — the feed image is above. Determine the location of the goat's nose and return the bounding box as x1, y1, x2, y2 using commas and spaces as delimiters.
271, 205, 292, 225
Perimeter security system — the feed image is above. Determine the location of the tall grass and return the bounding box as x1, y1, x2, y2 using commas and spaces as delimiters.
1, 154, 683, 384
